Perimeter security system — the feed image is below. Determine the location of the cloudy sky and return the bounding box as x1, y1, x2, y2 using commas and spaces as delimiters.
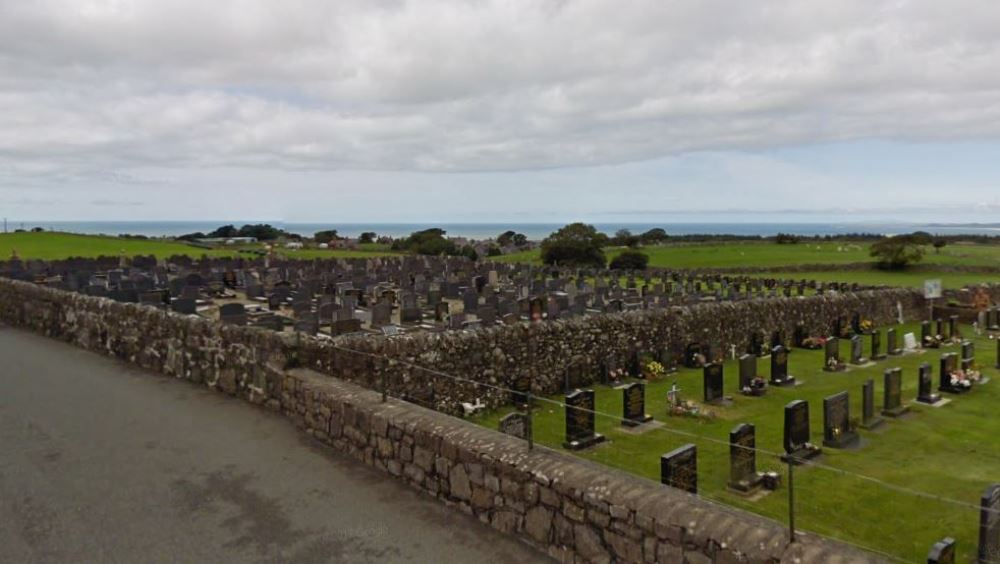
2, 0, 1000, 224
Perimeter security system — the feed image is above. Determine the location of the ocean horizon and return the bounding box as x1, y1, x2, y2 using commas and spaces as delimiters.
5, 220, 1000, 240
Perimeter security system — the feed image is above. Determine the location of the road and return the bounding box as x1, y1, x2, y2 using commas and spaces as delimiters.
0, 325, 548, 563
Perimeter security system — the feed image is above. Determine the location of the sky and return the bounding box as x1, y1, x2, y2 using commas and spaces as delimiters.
2, 0, 1000, 224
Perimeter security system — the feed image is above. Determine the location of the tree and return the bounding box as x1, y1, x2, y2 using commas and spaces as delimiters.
207, 225, 239, 238
236, 224, 286, 240
639, 228, 668, 245
392, 228, 457, 256
609, 250, 649, 270
497, 230, 528, 248
486, 245, 502, 257
775, 233, 800, 244
613, 229, 640, 248
359, 232, 377, 244
314, 230, 340, 244
908, 231, 933, 246
870, 236, 925, 270
540, 223, 608, 267
933, 238, 947, 254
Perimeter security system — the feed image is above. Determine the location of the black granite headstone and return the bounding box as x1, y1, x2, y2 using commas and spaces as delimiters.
564, 389, 605, 450
980, 484, 1000, 564
823, 391, 858, 448
621, 382, 653, 426
660, 444, 697, 494
917, 363, 942, 405
882, 368, 909, 417
783, 400, 821, 463
703, 363, 724, 403
728, 423, 763, 493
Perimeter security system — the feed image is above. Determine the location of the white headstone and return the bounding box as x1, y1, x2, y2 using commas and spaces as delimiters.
903, 332, 918, 351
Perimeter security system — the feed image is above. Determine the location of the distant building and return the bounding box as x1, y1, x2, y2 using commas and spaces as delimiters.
196, 237, 258, 245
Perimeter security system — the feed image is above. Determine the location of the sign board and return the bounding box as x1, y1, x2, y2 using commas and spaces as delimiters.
924, 279, 942, 300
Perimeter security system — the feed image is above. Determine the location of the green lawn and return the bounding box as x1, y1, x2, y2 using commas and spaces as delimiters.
0, 232, 401, 261
473, 322, 999, 562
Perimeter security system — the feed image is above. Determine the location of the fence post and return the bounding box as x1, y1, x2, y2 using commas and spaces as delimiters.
787, 457, 796, 544
526, 392, 534, 451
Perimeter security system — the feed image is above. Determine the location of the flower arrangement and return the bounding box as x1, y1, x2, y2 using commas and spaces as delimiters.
741, 377, 767, 396
643, 360, 666, 380
949, 368, 981, 388
860, 319, 874, 333
607, 368, 626, 385
924, 333, 943, 348
826, 355, 845, 371
801, 336, 826, 350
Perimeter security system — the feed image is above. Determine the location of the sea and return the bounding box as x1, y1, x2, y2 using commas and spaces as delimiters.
7, 221, 1000, 240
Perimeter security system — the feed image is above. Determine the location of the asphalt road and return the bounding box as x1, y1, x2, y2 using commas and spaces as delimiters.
0, 325, 548, 563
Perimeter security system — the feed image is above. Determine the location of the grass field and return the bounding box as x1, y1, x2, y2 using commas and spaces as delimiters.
498, 241, 1000, 289
472, 322, 998, 561
0, 232, 399, 261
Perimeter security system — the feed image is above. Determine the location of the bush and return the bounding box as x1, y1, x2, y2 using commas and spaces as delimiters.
639, 228, 668, 245
609, 250, 649, 270
314, 229, 340, 244
540, 223, 608, 267
870, 236, 924, 270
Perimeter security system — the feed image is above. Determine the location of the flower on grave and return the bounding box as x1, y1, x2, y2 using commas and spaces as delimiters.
644, 360, 665, 380
860, 319, 873, 333
608, 368, 626, 383
832, 427, 841, 439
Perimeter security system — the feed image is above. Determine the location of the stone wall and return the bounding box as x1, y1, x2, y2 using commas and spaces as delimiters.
0, 276, 888, 562
282, 367, 881, 563
298, 288, 927, 413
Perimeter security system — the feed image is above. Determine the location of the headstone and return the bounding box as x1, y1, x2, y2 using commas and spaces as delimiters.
728, 423, 764, 493
926, 537, 956, 564
904, 332, 918, 351
850, 335, 867, 365
887, 328, 902, 355
563, 389, 605, 450
870, 330, 886, 361
822, 391, 859, 448
172, 298, 197, 315
621, 382, 653, 426
860, 378, 884, 430
939, 353, 969, 394
823, 337, 844, 372
739, 354, 765, 395
219, 303, 247, 326
962, 340, 976, 364
980, 484, 1000, 564
660, 444, 697, 494
769, 345, 794, 386
498, 413, 529, 440
782, 400, 821, 463
703, 363, 724, 404
882, 368, 909, 417
917, 363, 942, 405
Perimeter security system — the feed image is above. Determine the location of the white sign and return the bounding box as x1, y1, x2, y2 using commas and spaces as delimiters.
924, 279, 942, 300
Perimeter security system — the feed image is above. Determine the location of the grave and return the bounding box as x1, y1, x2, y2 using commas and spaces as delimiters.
980, 484, 1000, 564
882, 368, 910, 417
563, 389, 605, 450
703, 363, 726, 404
870, 330, 887, 361
927, 537, 956, 564
887, 327, 903, 356
917, 363, 942, 405
860, 378, 884, 430
620, 382, 653, 426
498, 412, 529, 440
660, 444, 697, 494
769, 345, 794, 387
822, 391, 859, 449
728, 423, 764, 494
782, 400, 822, 463
823, 338, 846, 372
739, 354, 766, 396
939, 353, 971, 394
849, 335, 868, 365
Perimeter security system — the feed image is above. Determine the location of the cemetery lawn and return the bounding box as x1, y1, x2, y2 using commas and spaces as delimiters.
472, 322, 999, 562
